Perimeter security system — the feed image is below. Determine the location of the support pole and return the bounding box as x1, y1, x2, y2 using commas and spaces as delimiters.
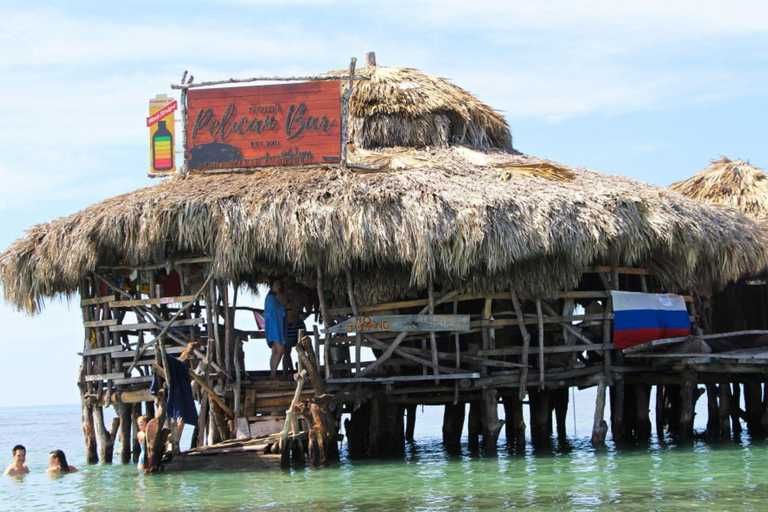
591, 377, 608, 446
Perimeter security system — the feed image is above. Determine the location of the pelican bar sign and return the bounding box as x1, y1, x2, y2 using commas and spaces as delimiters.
185, 81, 341, 170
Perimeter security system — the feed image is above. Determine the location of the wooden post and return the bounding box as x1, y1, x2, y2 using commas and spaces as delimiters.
131, 403, 142, 463
405, 404, 417, 442
81, 400, 99, 464
340, 57, 356, 171
635, 384, 651, 441
502, 394, 526, 450
510, 292, 531, 401
553, 388, 569, 442
481, 389, 504, 454
655, 385, 665, 440
744, 377, 764, 436
718, 383, 732, 438
94, 406, 119, 463
529, 388, 551, 448
118, 400, 132, 464
535, 300, 544, 389
316, 265, 333, 380
610, 381, 625, 444
705, 383, 720, 438
591, 377, 608, 446
442, 402, 465, 452
429, 276, 440, 378
467, 401, 481, 451
731, 382, 743, 435
679, 368, 696, 441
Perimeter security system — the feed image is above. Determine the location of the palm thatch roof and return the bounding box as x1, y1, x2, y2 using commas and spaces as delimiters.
669, 157, 768, 219
2, 67, 768, 314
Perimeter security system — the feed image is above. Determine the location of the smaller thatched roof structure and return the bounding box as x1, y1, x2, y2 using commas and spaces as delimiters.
669, 157, 768, 219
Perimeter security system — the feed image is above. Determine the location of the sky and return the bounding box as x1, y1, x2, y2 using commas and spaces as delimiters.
1, 0, 767, 407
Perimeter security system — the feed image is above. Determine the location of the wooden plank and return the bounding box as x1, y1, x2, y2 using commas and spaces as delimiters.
479, 344, 614, 356
85, 372, 126, 382
110, 295, 196, 308
81, 295, 117, 306
83, 319, 118, 328
623, 330, 768, 354
80, 345, 130, 357
110, 346, 184, 359
326, 314, 470, 334
109, 317, 204, 332
471, 313, 612, 328
326, 372, 480, 384
112, 375, 154, 386
98, 256, 214, 271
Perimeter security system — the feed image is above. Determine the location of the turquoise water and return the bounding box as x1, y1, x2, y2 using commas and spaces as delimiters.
2, 403, 768, 511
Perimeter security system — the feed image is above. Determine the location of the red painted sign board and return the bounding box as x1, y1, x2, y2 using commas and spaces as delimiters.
185, 81, 341, 170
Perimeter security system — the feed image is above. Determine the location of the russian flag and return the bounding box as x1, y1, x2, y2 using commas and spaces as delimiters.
610, 291, 691, 349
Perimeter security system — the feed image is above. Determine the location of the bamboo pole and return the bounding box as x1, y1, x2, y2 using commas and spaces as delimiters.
345, 269, 362, 375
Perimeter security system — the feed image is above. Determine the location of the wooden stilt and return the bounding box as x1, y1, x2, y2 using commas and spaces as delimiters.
467, 401, 481, 451
510, 292, 530, 401
679, 368, 696, 441
405, 404, 417, 442
553, 388, 569, 442
718, 383, 732, 438
502, 394, 526, 450
705, 383, 720, 438
591, 378, 608, 446
655, 385, 665, 440
634, 384, 651, 441
94, 406, 119, 464
132, 403, 142, 463
481, 389, 503, 453
81, 400, 99, 464
118, 400, 132, 464
442, 402, 465, 452
730, 382, 743, 435
345, 401, 371, 458
529, 388, 551, 448
744, 377, 764, 436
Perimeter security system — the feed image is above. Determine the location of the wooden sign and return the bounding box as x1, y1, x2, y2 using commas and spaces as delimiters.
185, 81, 341, 170
325, 315, 471, 334
148, 94, 177, 174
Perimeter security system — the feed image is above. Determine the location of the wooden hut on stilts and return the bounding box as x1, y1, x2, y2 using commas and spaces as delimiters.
3, 56, 768, 470
666, 157, 768, 439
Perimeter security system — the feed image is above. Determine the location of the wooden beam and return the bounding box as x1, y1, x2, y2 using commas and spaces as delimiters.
110, 295, 196, 308
81, 295, 117, 306
109, 317, 204, 332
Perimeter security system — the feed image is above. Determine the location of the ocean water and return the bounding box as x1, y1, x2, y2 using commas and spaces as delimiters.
2, 400, 768, 512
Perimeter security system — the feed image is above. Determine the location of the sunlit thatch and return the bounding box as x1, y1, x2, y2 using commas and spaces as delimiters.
669, 157, 768, 219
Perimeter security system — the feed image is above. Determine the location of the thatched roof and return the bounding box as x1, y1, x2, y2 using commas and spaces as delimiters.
669, 157, 768, 219
334, 65, 513, 150
2, 68, 768, 314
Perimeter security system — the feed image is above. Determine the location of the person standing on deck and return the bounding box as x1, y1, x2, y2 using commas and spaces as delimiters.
264, 277, 287, 379
3, 445, 29, 476
282, 277, 313, 375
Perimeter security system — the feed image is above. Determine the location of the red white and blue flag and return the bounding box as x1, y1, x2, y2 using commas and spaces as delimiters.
610, 291, 691, 349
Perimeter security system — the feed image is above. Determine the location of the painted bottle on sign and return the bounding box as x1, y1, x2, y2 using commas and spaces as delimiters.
152, 120, 174, 171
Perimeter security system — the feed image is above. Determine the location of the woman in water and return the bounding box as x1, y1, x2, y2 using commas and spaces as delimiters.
136, 414, 150, 471
46, 450, 78, 474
